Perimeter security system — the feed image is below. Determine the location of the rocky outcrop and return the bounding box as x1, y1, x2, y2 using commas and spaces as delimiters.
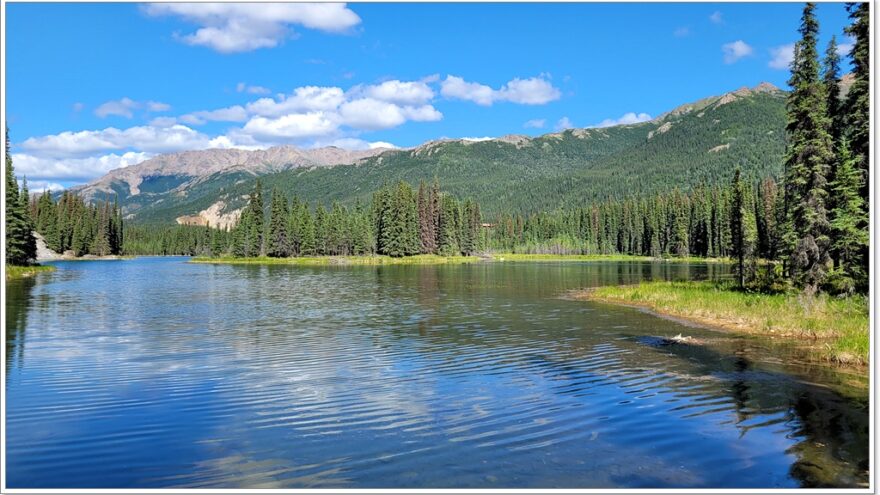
34, 232, 63, 261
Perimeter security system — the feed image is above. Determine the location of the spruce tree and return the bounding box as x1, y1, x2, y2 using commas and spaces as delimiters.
5, 131, 37, 265
843, 1, 869, 199
782, 3, 834, 290
266, 188, 290, 257
828, 143, 868, 292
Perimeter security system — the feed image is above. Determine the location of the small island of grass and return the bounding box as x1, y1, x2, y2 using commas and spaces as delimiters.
575, 280, 868, 367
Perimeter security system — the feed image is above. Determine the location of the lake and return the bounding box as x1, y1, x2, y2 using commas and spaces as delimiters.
5, 257, 869, 488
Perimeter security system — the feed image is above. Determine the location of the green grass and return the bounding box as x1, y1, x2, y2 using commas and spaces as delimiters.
190, 254, 481, 266
490, 253, 730, 263
5, 264, 56, 280
582, 281, 869, 366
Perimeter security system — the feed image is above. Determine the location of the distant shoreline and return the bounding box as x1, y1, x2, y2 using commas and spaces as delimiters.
189, 253, 733, 266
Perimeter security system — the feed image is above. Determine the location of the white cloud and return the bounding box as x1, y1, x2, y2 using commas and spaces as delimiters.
20, 125, 213, 158
768, 43, 794, 70
837, 35, 855, 58
95, 98, 171, 118
360, 80, 435, 106
144, 3, 362, 53
709, 11, 723, 24
592, 112, 652, 128
440, 75, 560, 106
440, 76, 496, 106
368, 141, 397, 149
337, 98, 406, 130
499, 77, 561, 105
12, 151, 153, 182
523, 118, 546, 129
25, 180, 66, 193
72, 102, 85, 113
241, 112, 339, 140
722, 40, 753, 64
180, 105, 248, 125
246, 86, 346, 117
94, 98, 139, 119
460, 136, 494, 142
674, 27, 690, 37
149, 116, 179, 127
147, 101, 171, 112
555, 117, 574, 131
236, 82, 271, 95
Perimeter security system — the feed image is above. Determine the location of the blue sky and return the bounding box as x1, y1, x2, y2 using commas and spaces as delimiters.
5, 2, 854, 190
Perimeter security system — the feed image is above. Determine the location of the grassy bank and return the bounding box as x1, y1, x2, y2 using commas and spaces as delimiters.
577, 281, 868, 367
5, 264, 56, 280
491, 253, 730, 263
190, 254, 481, 266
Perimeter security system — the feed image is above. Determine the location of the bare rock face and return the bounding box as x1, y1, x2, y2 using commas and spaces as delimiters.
34, 232, 63, 261
176, 201, 241, 230
74, 145, 391, 202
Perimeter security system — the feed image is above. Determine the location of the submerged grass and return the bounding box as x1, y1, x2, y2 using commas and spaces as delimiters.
190, 254, 481, 266
5, 264, 56, 280
579, 281, 869, 367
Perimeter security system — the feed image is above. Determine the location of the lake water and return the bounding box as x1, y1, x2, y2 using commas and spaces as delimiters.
5, 257, 869, 488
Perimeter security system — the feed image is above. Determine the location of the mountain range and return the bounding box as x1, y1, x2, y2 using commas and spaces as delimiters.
71, 81, 788, 227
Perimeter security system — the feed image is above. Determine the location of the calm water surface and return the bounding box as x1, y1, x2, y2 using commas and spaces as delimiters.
5, 258, 869, 488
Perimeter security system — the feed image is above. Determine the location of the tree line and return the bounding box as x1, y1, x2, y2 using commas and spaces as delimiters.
227, 179, 483, 258
29, 191, 124, 256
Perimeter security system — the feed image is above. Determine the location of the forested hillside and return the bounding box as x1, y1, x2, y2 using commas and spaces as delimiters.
81, 83, 787, 224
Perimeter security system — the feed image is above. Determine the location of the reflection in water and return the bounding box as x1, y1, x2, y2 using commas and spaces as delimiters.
5, 276, 36, 375
4, 258, 868, 488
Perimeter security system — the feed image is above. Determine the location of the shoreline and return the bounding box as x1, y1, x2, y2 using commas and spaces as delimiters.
190, 253, 732, 266
572, 282, 868, 370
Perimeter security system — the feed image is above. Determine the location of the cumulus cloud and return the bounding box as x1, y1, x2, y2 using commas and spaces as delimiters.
440, 75, 560, 106
236, 82, 271, 95
241, 112, 339, 140
246, 86, 346, 117
359, 80, 435, 106
722, 40, 753, 64
768, 43, 794, 70
24, 180, 67, 193
523, 118, 546, 129
95, 98, 171, 118
12, 151, 154, 182
143, 3, 361, 53
592, 112, 652, 128
709, 11, 723, 24
72, 102, 85, 113
20, 125, 213, 158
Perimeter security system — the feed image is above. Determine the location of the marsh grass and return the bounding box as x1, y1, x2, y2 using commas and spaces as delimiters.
5, 264, 55, 280
583, 280, 868, 367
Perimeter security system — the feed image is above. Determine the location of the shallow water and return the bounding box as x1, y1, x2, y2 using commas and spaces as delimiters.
5, 257, 868, 488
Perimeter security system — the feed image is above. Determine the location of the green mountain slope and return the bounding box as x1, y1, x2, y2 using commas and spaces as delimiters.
86, 83, 788, 224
